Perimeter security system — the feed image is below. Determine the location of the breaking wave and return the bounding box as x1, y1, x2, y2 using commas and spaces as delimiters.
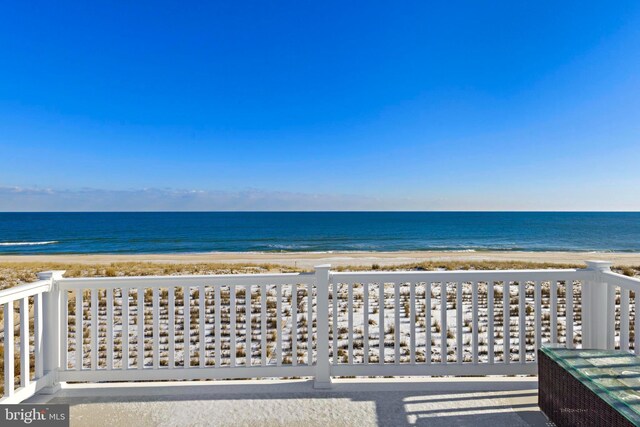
0, 241, 58, 246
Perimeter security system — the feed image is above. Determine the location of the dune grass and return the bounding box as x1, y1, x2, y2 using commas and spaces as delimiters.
2, 259, 637, 292
0, 261, 304, 292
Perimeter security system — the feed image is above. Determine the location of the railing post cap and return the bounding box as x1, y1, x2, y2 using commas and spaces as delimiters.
584, 260, 613, 271
36, 270, 66, 280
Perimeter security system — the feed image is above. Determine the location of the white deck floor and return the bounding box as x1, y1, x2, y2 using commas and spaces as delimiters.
26, 377, 552, 427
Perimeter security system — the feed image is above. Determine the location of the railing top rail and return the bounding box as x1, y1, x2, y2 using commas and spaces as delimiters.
57, 271, 315, 289
0, 279, 51, 305
602, 270, 640, 292
330, 268, 590, 283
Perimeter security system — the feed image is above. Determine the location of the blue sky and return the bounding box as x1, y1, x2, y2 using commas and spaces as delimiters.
1, 1, 640, 211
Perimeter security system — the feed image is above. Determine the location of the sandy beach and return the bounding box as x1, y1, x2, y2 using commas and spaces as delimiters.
1, 250, 639, 269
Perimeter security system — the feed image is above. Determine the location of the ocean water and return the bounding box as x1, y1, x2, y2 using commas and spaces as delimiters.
0, 212, 638, 254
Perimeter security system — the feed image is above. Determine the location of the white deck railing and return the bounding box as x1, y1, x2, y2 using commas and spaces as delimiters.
56, 272, 317, 383
1, 260, 639, 403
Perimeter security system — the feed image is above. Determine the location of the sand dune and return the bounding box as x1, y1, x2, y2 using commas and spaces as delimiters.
1, 250, 638, 268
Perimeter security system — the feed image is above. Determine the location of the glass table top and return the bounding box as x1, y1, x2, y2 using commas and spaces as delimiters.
541, 344, 640, 425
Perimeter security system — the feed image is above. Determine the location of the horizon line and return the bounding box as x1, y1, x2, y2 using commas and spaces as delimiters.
1, 210, 639, 214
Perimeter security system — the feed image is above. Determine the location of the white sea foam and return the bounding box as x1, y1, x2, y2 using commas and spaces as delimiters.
0, 241, 58, 246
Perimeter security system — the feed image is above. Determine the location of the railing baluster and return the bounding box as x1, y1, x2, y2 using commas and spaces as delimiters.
276, 284, 282, 366
4, 302, 14, 397
534, 281, 542, 356
35, 292, 44, 377
19, 297, 29, 387
621, 288, 630, 351
60, 291, 67, 371
168, 286, 175, 368
635, 290, 640, 355
394, 282, 400, 364
91, 289, 98, 370
260, 283, 267, 366
307, 281, 312, 366
362, 281, 369, 365
363, 282, 369, 365
122, 288, 129, 369
426, 282, 431, 364
214, 286, 221, 367
107, 288, 113, 370
231, 285, 237, 367
551, 281, 558, 343
153, 288, 159, 369
184, 286, 190, 367
409, 282, 416, 364
137, 288, 144, 369
566, 280, 574, 349
441, 282, 447, 364
292, 283, 298, 366
472, 281, 478, 364
332, 282, 338, 365
379, 282, 384, 364
503, 280, 510, 364
607, 284, 616, 350
519, 281, 526, 362
456, 282, 463, 364
76, 292, 85, 369
200, 286, 206, 367
348, 283, 354, 364
246, 285, 251, 366
336, 282, 340, 365
488, 281, 494, 364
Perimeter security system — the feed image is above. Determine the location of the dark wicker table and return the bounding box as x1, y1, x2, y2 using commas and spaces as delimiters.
539, 345, 640, 426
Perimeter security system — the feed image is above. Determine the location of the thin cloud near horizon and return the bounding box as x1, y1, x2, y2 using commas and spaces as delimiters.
0, 186, 406, 211
0, 186, 638, 212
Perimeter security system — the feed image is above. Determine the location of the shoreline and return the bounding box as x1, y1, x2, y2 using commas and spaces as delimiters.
1, 250, 639, 268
